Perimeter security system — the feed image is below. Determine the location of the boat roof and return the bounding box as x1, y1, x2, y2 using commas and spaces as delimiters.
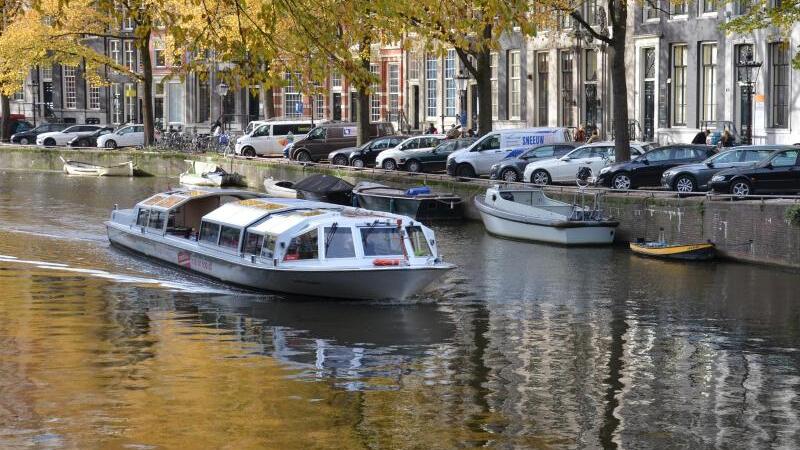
137, 188, 263, 211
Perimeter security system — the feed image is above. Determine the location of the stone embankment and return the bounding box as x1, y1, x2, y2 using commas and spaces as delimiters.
2, 145, 799, 269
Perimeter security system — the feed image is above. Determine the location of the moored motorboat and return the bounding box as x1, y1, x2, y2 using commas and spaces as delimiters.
474, 186, 618, 245
105, 188, 454, 300
179, 160, 243, 187
353, 182, 464, 221
292, 174, 353, 205
60, 156, 134, 177
263, 177, 297, 198
629, 241, 716, 261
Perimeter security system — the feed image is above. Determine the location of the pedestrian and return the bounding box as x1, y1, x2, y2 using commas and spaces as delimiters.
721, 128, 733, 147
211, 118, 222, 136
467, 128, 475, 137
692, 129, 710, 144
587, 129, 600, 144
575, 125, 586, 142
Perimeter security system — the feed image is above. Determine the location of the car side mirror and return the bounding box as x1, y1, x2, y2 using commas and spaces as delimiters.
706, 161, 714, 168
765, 162, 773, 169
641, 158, 649, 165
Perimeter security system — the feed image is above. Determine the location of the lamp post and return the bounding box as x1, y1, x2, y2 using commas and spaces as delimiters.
27, 80, 37, 127
216, 82, 229, 130
456, 70, 470, 130
736, 51, 761, 145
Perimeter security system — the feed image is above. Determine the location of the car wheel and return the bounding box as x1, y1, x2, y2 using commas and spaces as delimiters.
44, 138, 56, 147
500, 168, 519, 182
406, 160, 422, 173
19, 137, 29, 145
332, 155, 348, 166
351, 157, 365, 168
382, 159, 397, 171
105, 140, 117, 149
611, 173, 632, 190
242, 146, 257, 157
531, 169, 551, 185
456, 163, 476, 178
674, 175, 696, 193
295, 150, 311, 162
730, 179, 751, 198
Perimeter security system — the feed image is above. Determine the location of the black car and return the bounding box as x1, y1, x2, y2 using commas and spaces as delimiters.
398, 137, 476, 173
595, 144, 717, 190
709, 147, 800, 197
489, 143, 578, 182
10, 122, 66, 145
661, 146, 777, 192
68, 126, 115, 147
342, 135, 408, 168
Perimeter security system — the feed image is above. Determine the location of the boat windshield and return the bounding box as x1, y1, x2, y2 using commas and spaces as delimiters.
284, 229, 319, 261
406, 226, 432, 257
324, 226, 356, 259
360, 227, 404, 256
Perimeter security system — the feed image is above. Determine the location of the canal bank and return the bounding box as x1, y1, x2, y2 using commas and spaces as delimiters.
2, 145, 799, 268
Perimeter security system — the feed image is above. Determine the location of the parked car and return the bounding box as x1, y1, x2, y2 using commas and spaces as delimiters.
375, 135, 446, 171
661, 146, 777, 193
36, 124, 103, 147
397, 137, 477, 173
328, 135, 408, 167
709, 147, 800, 197
68, 126, 115, 147
1, 114, 33, 141
489, 143, 578, 182
11, 122, 67, 145
446, 127, 573, 178
523, 141, 653, 185
289, 122, 395, 162
595, 144, 717, 190
235, 120, 314, 157
97, 124, 145, 149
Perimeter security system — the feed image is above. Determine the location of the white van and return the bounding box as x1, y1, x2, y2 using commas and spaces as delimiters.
235, 120, 314, 157
446, 128, 572, 178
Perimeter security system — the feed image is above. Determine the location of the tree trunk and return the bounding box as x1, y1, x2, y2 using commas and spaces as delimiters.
609, 0, 631, 162
0, 93, 10, 141
264, 86, 275, 119
356, 47, 371, 146
475, 48, 492, 136
138, 32, 155, 146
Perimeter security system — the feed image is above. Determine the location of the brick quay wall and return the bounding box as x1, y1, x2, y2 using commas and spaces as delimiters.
2, 146, 799, 269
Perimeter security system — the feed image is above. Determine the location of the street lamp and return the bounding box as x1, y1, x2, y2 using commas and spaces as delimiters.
217, 82, 229, 130
456, 70, 470, 129
736, 50, 761, 145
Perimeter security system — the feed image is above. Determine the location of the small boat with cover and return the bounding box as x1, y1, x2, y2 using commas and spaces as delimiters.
353, 182, 464, 221
292, 174, 354, 205
60, 156, 134, 177
179, 160, 243, 187
474, 185, 619, 245
106, 188, 453, 300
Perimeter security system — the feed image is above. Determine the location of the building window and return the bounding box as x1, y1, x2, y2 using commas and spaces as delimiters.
41, 65, 52, 80
124, 40, 135, 71
314, 93, 324, 119
736, 0, 757, 15
770, 42, 789, 128
584, 49, 598, 130
370, 63, 381, 122
701, 0, 716, 12
445, 49, 456, 117
643, 0, 658, 20
12, 88, 24, 101
388, 63, 399, 122
112, 83, 123, 124
283, 73, 302, 118
537, 53, 548, 126
154, 41, 166, 67
88, 84, 101, 110
672, 0, 688, 15
508, 50, 521, 120
110, 40, 121, 66
63, 66, 77, 109
700, 43, 717, 123
409, 54, 419, 80
585, 0, 598, 25
331, 70, 341, 88
559, 12, 572, 29
197, 78, 209, 123
167, 82, 183, 123
560, 50, 574, 127
425, 55, 437, 117
122, 13, 134, 31
125, 83, 136, 122
490, 52, 498, 120
671, 44, 688, 126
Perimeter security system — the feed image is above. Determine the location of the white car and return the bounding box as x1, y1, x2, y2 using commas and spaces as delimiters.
374, 135, 445, 171
37, 124, 103, 147
97, 124, 145, 149
235, 120, 313, 157
523, 141, 652, 185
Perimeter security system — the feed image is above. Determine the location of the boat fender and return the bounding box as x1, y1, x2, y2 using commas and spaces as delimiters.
373, 258, 402, 266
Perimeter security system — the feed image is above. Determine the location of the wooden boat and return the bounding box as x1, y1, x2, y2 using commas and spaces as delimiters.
60, 156, 134, 177
474, 186, 619, 245
106, 188, 454, 300
263, 177, 297, 198
353, 182, 464, 221
629, 241, 716, 261
179, 160, 243, 187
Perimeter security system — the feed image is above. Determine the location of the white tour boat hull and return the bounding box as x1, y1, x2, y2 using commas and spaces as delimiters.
477, 208, 616, 245
107, 223, 450, 300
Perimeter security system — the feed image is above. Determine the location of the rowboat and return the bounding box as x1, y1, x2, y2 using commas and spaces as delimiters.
106, 188, 454, 300
263, 177, 297, 198
353, 182, 464, 221
179, 160, 243, 187
60, 156, 134, 177
629, 241, 716, 261
474, 186, 618, 245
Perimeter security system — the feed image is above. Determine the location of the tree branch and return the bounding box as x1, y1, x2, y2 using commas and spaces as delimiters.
569, 11, 613, 45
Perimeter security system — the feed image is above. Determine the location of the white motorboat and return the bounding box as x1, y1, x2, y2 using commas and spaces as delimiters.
474, 186, 618, 245
106, 188, 454, 300
263, 177, 297, 198
179, 160, 243, 187
60, 156, 134, 177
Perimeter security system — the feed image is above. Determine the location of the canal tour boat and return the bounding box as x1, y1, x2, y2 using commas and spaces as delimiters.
106, 188, 454, 300
474, 186, 619, 245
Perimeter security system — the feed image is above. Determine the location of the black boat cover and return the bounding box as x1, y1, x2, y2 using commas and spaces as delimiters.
293, 174, 354, 194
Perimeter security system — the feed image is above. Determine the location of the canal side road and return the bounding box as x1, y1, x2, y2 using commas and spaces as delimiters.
2, 144, 799, 269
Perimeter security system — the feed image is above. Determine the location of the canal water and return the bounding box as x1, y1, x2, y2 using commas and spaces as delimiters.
1, 171, 799, 449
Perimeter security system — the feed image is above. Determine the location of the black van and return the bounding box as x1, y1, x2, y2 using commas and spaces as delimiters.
289, 122, 395, 162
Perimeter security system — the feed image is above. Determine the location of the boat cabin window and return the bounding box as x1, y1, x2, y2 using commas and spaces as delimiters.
219, 226, 241, 250
199, 222, 220, 244
360, 227, 404, 256
262, 235, 277, 259
324, 226, 356, 258
284, 229, 319, 261
136, 208, 150, 227
243, 232, 264, 255
406, 226, 432, 257
148, 211, 166, 230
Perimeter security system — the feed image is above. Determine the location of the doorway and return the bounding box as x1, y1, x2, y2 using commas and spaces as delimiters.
643, 81, 655, 141
412, 85, 419, 130
332, 93, 342, 121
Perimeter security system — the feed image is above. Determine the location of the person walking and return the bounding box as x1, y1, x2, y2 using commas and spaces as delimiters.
575, 125, 586, 142
692, 129, 710, 144
587, 129, 600, 144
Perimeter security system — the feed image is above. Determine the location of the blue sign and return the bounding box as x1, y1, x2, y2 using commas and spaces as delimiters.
521, 135, 545, 146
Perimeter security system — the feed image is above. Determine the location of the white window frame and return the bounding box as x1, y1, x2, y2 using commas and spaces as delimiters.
671, 44, 688, 126
490, 52, 498, 120
425, 55, 437, 118
88, 83, 101, 110
508, 50, 521, 120
283, 72, 302, 118
63, 66, 77, 109
124, 40, 135, 71
444, 49, 456, 117
388, 63, 400, 122
110, 40, 121, 66
370, 63, 381, 122
700, 43, 717, 123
